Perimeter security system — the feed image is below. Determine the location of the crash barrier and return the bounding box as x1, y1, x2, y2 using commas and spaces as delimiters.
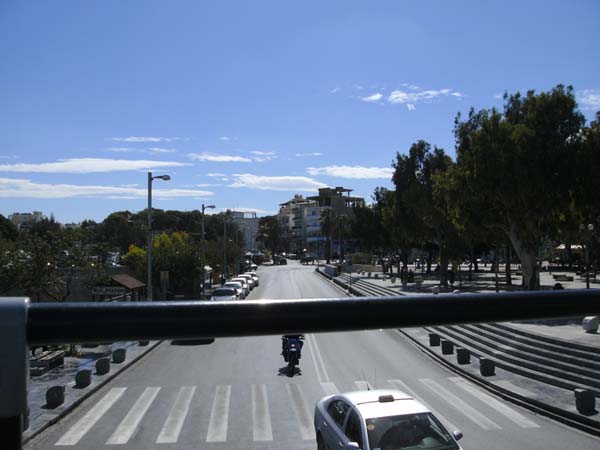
582, 316, 599, 333
441, 339, 454, 354
75, 369, 92, 388
95, 357, 110, 375
456, 347, 471, 364
3, 290, 600, 449
480, 357, 496, 376
112, 348, 126, 363
575, 389, 596, 415
45, 386, 65, 409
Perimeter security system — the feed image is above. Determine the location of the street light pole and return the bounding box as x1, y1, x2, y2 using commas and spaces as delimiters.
147, 172, 170, 301
201, 204, 215, 296
223, 211, 228, 283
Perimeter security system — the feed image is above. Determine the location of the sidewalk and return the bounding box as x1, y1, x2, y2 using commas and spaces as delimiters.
24, 340, 161, 443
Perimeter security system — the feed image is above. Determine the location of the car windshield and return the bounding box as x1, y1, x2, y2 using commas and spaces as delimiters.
224, 282, 241, 289
212, 289, 235, 297
366, 413, 458, 450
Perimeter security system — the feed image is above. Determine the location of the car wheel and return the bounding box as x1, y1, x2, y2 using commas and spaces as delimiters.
317, 433, 325, 450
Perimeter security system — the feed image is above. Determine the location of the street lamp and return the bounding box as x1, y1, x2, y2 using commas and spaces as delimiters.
580, 223, 595, 289
201, 204, 216, 296
147, 172, 170, 301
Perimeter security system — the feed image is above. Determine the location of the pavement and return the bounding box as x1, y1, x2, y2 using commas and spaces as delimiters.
24, 261, 600, 450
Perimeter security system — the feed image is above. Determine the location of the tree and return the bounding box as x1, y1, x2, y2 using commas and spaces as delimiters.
256, 216, 284, 254
452, 85, 585, 289
0, 215, 18, 241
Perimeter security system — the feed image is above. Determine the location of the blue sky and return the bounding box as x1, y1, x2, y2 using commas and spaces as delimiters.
1, 0, 599, 223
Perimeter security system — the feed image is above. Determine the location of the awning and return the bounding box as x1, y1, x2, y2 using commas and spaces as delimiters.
111, 274, 146, 290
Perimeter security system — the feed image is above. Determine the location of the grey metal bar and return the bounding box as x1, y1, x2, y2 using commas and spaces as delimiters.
27, 289, 600, 345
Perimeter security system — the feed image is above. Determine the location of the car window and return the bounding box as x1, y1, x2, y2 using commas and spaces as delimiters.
213, 289, 235, 296
345, 410, 364, 448
327, 400, 350, 429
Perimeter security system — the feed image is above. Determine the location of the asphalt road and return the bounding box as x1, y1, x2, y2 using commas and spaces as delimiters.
26, 261, 600, 450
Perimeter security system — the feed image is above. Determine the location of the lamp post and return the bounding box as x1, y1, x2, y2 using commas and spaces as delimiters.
580, 223, 595, 289
201, 204, 215, 296
147, 172, 170, 301
223, 211, 230, 283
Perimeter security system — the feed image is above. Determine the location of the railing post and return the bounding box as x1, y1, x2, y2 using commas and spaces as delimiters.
0, 297, 30, 450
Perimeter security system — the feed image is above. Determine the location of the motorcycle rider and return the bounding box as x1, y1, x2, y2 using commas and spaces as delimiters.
281, 334, 304, 361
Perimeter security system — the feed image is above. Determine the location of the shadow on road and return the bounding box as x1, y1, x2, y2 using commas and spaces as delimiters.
170, 339, 215, 346
278, 366, 302, 377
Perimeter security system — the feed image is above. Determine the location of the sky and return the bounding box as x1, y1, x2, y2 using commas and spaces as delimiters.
1, 0, 599, 223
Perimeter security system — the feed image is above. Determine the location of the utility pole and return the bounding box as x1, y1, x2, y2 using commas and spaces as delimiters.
146, 172, 170, 301
201, 204, 215, 296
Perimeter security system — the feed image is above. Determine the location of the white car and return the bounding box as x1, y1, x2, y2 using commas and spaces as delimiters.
314, 389, 463, 450
223, 281, 244, 299
230, 277, 250, 296
246, 271, 259, 287
210, 287, 237, 301
238, 274, 255, 290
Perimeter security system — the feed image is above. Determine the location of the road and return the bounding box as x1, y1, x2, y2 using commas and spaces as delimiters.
26, 261, 600, 449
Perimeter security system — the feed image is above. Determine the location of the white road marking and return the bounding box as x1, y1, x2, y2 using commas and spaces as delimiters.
156, 386, 196, 443
420, 378, 501, 430
449, 377, 539, 428
388, 379, 459, 433
309, 333, 330, 382
321, 382, 339, 395
55, 387, 127, 446
206, 385, 231, 442
306, 333, 324, 383
106, 386, 160, 445
354, 380, 374, 391
252, 384, 273, 441
286, 384, 316, 440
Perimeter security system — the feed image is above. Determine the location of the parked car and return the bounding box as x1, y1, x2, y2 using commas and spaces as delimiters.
246, 272, 259, 287
210, 287, 237, 301
238, 274, 255, 290
278, 258, 287, 265
223, 281, 244, 299
230, 277, 250, 296
314, 389, 463, 450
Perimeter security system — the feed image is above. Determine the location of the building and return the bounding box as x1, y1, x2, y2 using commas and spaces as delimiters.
229, 211, 259, 251
277, 187, 365, 257
9, 211, 45, 229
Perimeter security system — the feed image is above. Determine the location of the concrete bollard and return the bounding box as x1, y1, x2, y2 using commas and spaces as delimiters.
368, 272, 372, 278
391, 277, 396, 284
428, 333, 440, 347
456, 348, 470, 364
75, 369, 92, 388
432, 286, 440, 295
441, 339, 454, 355
46, 386, 65, 409
138, 340, 150, 346
112, 348, 126, 364
582, 317, 599, 333
574, 389, 596, 415
374, 273, 379, 279
96, 357, 111, 375
480, 358, 495, 376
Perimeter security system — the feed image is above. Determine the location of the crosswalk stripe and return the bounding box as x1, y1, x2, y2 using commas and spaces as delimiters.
286, 384, 315, 440
106, 386, 160, 444
354, 380, 373, 391
420, 378, 501, 430
156, 386, 196, 443
206, 385, 231, 442
252, 384, 273, 441
320, 382, 339, 395
387, 380, 459, 433
55, 387, 127, 446
448, 377, 539, 428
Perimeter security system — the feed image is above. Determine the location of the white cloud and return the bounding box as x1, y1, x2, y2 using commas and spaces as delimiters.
307, 165, 393, 179
210, 207, 276, 215
107, 146, 176, 155
361, 93, 384, 103
387, 87, 464, 105
218, 136, 231, 141
250, 150, 276, 156
407, 104, 416, 111
0, 177, 213, 199
147, 147, 176, 154
578, 89, 600, 110
330, 87, 340, 94
493, 92, 504, 100
107, 147, 136, 152
188, 152, 252, 163
207, 173, 226, 177
0, 158, 188, 174
110, 136, 184, 143
295, 152, 323, 157
229, 174, 326, 192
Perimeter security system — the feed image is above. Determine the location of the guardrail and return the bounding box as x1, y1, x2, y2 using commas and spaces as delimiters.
3, 289, 600, 449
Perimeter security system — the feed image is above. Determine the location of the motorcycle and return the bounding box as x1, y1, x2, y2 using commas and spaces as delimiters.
282, 335, 304, 376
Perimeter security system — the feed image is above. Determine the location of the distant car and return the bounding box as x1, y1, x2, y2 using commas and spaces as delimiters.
210, 287, 237, 301
246, 272, 259, 287
223, 281, 244, 299
238, 274, 255, 290
230, 277, 250, 295
314, 389, 463, 450
278, 258, 287, 265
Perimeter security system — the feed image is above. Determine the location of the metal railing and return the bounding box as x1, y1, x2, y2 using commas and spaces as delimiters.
3, 289, 600, 449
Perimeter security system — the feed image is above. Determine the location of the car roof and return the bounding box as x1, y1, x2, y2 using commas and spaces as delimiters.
224, 281, 242, 285
338, 390, 429, 419
231, 277, 247, 283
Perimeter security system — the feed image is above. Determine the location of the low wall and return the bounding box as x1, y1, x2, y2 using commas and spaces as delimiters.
323, 264, 339, 277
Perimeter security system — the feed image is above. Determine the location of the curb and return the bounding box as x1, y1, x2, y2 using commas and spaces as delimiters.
397, 330, 600, 437
23, 340, 162, 444
315, 268, 364, 297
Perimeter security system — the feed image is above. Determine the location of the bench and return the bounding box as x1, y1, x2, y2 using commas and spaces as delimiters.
30, 350, 65, 376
